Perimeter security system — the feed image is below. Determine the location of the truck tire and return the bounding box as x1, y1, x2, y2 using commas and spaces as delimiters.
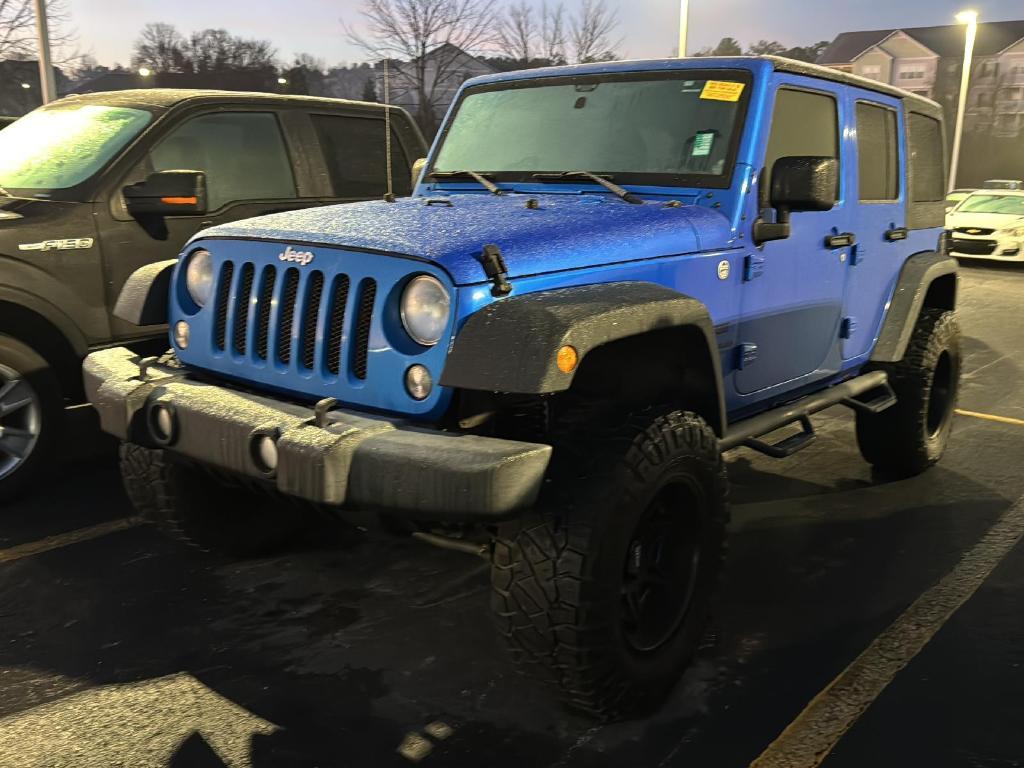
857, 308, 961, 477
490, 409, 728, 720
0, 335, 62, 502
119, 442, 304, 557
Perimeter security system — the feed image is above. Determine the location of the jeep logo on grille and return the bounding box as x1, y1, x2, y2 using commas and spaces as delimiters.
279, 246, 315, 266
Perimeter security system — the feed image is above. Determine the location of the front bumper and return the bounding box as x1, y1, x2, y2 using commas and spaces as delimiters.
950, 234, 1024, 261
83, 347, 552, 521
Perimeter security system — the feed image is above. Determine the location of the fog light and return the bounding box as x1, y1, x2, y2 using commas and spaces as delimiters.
252, 432, 279, 475
149, 403, 176, 445
405, 364, 433, 401
174, 320, 190, 349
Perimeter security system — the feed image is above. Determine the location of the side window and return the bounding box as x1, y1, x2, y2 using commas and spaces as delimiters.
311, 114, 411, 199
763, 88, 839, 204
856, 102, 899, 201
907, 112, 944, 203
150, 112, 296, 211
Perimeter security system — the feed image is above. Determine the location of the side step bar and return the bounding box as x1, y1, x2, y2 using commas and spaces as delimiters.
720, 371, 893, 456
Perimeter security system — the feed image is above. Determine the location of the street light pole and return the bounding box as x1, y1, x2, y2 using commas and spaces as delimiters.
949, 10, 978, 193
678, 0, 689, 57
33, 0, 58, 104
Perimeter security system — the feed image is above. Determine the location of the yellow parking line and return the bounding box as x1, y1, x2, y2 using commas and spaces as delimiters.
956, 408, 1024, 427
749, 495, 1024, 768
0, 517, 144, 565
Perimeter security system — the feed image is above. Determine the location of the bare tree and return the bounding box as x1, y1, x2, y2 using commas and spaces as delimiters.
132, 24, 277, 74
569, 0, 619, 64
497, 0, 535, 63
0, 0, 78, 64
539, 1, 567, 64
346, 0, 498, 136
131, 22, 185, 72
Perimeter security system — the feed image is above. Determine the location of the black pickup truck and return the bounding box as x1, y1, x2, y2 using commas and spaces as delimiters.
0, 89, 426, 499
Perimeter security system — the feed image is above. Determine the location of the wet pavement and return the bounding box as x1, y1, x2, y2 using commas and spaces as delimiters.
1, 262, 1023, 767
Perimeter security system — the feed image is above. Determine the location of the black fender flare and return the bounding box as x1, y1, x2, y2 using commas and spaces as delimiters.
440, 281, 726, 433
113, 259, 178, 326
871, 251, 958, 363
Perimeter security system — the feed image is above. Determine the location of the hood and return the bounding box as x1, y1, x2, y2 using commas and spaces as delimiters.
198, 193, 735, 285
948, 210, 1024, 231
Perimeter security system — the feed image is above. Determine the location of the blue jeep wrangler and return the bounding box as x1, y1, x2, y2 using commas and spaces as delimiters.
84, 56, 959, 718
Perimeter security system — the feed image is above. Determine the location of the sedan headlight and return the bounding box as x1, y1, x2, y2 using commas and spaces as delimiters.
185, 249, 214, 307
400, 275, 450, 346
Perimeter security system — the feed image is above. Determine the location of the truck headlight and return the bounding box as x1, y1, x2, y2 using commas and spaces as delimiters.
400, 275, 450, 346
999, 226, 1024, 238
185, 249, 214, 307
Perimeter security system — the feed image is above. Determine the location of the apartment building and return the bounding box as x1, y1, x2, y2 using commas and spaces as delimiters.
818, 21, 1024, 140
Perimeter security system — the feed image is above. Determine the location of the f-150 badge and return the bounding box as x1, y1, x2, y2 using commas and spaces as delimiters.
19, 238, 94, 251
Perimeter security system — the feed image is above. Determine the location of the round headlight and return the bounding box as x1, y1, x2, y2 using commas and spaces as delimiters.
185, 249, 214, 307
400, 275, 450, 346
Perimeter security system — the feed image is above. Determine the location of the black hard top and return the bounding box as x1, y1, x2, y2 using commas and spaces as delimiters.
48, 88, 394, 115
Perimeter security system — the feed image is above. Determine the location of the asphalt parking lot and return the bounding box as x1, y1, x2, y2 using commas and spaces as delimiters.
1, 262, 1023, 768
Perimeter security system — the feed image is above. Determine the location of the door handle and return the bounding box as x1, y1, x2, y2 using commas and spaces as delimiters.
825, 232, 857, 249
885, 227, 909, 241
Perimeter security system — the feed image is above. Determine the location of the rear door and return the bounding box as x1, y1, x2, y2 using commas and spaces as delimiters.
735, 79, 850, 396
841, 90, 905, 361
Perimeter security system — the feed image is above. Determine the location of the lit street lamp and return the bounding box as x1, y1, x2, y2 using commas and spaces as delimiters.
277, 77, 288, 85
20, 82, 31, 89
678, 0, 689, 57
138, 67, 152, 77
949, 9, 978, 193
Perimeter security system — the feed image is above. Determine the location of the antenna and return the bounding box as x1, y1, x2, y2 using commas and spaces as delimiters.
383, 58, 396, 203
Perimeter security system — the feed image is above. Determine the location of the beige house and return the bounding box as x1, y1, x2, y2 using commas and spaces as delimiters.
818, 21, 1024, 140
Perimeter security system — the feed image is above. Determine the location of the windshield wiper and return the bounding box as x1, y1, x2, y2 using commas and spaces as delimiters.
532, 171, 644, 204
429, 170, 503, 196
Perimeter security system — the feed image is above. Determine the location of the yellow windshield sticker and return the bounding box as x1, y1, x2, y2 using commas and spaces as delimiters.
700, 81, 745, 102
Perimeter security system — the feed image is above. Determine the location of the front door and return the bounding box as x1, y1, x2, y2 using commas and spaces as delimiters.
841, 90, 905, 361
97, 110, 312, 340
735, 80, 850, 395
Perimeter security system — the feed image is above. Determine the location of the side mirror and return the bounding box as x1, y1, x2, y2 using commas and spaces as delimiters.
411, 157, 427, 189
753, 156, 838, 244
124, 170, 208, 217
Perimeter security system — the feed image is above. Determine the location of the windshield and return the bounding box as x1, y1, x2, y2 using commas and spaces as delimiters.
0, 104, 152, 197
432, 70, 751, 188
956, 195, 1024, 216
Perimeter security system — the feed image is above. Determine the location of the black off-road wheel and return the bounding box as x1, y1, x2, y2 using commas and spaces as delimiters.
490, 409, 728, 720
0, 335, 63, 503
119, 442, 305, 557
856, 308, 961, 477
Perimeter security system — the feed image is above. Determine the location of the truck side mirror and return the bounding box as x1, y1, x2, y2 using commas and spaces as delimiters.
411, 157, 427, 189
124, 170, 208, 217
753, 156, 838, 245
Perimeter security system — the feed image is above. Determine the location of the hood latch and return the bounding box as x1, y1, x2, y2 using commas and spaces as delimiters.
477, 244, 513, 297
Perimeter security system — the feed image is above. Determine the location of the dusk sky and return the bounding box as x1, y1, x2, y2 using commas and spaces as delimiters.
66, 0, 1024, 67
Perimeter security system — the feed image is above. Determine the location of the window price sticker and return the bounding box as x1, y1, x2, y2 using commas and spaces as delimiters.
700, 81, 745, 102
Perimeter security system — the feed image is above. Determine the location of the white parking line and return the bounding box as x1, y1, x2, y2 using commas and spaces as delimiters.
750, 494, 1024, 768
0, 517, 143, 565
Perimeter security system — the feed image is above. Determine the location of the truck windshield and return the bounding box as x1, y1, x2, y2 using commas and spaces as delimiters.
0, 104, 152, 197
957, 195, 1024, 216
431, 70, 750, 189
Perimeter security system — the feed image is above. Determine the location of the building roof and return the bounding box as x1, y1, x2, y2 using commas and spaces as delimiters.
819, 20, 1024, 64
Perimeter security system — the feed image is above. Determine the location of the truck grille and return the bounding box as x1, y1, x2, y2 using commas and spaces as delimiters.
953, 226, 995, 236
951, 238, 997, 256
212, 259, 377, 378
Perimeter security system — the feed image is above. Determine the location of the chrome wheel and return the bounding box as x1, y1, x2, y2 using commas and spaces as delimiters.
0, 363, 41, 481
